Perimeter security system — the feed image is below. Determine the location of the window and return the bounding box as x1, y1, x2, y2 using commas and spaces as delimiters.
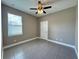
8, 13, 22, 37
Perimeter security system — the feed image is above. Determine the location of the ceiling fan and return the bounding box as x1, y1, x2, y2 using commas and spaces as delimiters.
30, 1, 52, 14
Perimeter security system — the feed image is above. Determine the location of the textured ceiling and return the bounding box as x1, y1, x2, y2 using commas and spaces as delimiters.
2, 0, 77, 17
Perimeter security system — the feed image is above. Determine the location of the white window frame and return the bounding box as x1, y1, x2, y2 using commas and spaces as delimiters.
8, 13, 23, 37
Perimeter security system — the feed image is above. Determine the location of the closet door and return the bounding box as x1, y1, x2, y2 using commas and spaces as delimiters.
40, 20, 48, 39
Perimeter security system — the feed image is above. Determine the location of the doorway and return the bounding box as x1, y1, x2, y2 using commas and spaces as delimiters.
40, 20, 48, 39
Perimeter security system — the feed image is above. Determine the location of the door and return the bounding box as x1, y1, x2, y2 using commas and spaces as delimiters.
40, 20, 48, 39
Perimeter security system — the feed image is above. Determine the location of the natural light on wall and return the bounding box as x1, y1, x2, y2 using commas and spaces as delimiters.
8, 13, 23, 37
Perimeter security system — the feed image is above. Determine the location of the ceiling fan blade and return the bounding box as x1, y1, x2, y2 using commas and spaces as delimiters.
36, 12, 38, 14
43, 11, 46, 14
30, 8, 37, 10
44, 6, 52, 9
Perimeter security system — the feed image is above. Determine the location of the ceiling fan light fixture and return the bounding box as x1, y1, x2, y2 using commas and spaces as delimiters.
38, 10, 43, 14
30, 1, 52, 14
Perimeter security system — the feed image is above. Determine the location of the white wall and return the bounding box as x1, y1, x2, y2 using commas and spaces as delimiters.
39, 6, 76, 46
2, 4, 39, 46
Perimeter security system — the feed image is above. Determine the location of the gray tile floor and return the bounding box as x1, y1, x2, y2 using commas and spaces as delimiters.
3, 39, 77, 59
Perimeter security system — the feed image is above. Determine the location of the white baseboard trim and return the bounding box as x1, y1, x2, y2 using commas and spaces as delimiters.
3, 37, 39, 49
39, 37, 78, 57
40, 38, 75, 48
74, 47, 78, 57
3, 37, 78, 57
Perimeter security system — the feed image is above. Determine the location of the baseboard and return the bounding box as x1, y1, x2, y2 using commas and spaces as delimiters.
39, 37, 78, 57
39, 37, 75, 48
3, 37, 39, 49
3, 37, 78, 57
74, 47, 78, 57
